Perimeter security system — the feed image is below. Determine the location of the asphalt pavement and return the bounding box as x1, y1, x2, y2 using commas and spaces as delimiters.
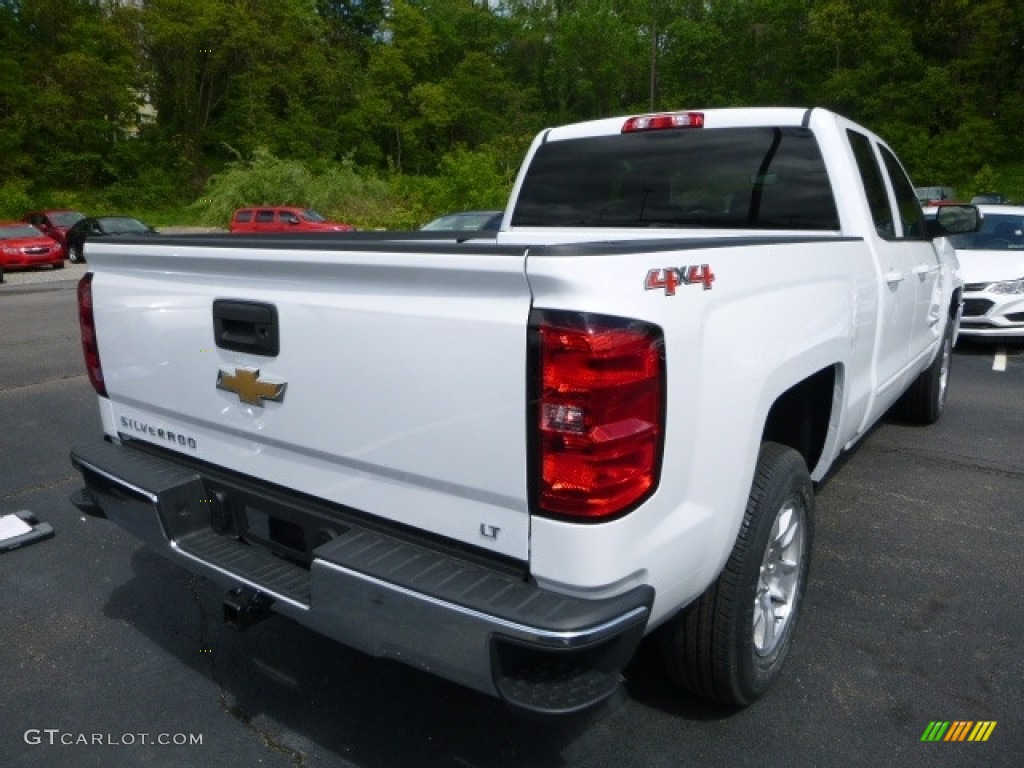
0, 261, 88, 288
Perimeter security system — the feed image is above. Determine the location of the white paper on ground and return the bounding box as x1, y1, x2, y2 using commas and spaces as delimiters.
0, 514, 34, 541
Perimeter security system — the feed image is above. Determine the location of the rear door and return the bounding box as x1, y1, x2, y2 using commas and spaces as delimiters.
847, 129, 918, 409
876, 144, 946, 362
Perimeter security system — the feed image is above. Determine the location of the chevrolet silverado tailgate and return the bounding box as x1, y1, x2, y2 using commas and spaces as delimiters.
84, 236, 533, 561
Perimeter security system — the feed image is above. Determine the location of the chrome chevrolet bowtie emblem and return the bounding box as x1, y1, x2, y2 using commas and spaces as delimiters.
216, 368, 287, 406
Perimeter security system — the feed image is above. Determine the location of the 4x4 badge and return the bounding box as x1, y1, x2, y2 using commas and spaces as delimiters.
216, 368, 287, 406
645, 265, 715, 295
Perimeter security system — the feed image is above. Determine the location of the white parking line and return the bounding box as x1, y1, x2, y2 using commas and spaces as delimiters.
993, 346, 1007, 372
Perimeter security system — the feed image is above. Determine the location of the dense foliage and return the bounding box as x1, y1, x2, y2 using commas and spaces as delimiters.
1, 0, 1021, 226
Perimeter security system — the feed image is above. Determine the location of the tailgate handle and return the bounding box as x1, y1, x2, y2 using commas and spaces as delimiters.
213, 300, 280, 357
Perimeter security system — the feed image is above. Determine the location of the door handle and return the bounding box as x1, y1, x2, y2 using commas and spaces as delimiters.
913, 264, 939, 277
885, 271, 905, 285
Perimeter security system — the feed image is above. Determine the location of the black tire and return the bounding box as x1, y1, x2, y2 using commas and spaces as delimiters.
892, 317, 954, 425
70, 244, 83, 263
661, 442, 814, 707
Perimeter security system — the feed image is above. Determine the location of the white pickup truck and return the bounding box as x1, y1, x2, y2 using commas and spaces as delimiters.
70, 108, 976, 715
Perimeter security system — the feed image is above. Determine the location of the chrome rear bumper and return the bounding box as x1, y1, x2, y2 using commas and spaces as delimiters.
71, 438, 653, 714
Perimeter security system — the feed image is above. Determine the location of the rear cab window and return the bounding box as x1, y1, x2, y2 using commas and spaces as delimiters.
511, 126, 839, 230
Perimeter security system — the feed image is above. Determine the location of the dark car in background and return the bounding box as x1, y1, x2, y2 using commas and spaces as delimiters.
0, 222, 64, 280
65, 216, 157, 263
22, 209, 86, 258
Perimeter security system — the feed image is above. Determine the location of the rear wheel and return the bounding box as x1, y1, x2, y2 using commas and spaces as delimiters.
69, 244, 83, 263
661, 442, 814, 707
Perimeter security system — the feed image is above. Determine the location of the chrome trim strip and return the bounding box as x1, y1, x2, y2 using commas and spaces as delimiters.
72, 457, 160, 505
169, 541, 310, 612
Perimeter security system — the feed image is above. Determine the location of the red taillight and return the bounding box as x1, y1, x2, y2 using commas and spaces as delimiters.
622, 112, 704, 133
533, 311, 664, 520
77, 273, 107, 397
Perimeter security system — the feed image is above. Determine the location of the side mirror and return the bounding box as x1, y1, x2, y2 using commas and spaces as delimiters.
927, 204, 980, 238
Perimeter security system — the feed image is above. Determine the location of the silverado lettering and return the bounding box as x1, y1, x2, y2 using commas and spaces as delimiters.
119, 417, 198, 450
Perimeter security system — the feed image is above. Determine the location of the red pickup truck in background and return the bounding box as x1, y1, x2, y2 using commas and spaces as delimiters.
229, 206, 355, 233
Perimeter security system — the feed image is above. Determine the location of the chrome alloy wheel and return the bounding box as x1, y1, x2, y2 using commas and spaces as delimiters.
753, 495, 806, 656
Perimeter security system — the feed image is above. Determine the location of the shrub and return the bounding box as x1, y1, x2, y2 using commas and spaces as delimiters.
196, 144, 517, 230
0, 178, 32, 218
197, 149, 387, 228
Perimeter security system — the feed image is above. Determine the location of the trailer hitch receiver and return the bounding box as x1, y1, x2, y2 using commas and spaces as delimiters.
223, 586, 274, 630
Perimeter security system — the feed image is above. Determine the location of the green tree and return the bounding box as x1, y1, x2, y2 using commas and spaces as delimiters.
550, 0, 648, 118
0, 5, 31, 182
348, 0, 529, 173
317, 0, 389, 39
5, 0, 142, 190
142, 0, 358, 189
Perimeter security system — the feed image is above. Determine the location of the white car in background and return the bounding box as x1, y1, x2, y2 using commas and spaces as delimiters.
948, 205, 1024, 340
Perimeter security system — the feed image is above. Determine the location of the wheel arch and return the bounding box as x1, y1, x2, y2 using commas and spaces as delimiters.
761, 364, 838, 477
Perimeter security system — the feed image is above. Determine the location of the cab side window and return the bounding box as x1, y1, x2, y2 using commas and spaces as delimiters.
847, 130, 894, 239
880, 146, 926, 239
255, 210, 274, 223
